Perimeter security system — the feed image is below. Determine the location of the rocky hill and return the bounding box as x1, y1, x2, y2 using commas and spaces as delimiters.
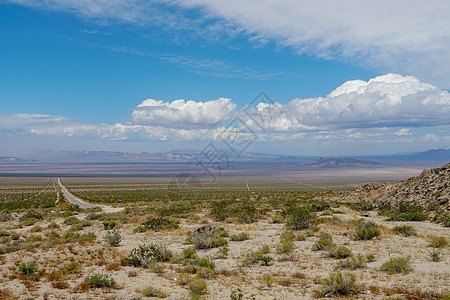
298, 157, 380, 168
351, 162, 449, 211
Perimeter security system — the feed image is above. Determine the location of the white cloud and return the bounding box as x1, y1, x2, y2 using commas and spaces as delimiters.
393, 128, 412, 136
8, 0, 450, 86
177, 0, 450, 87
244, 74, 450, 131
131, 98, 236, 128
423, 134, 439, 142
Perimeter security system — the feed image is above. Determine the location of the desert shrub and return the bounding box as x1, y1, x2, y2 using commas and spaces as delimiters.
321, 272, 358, 296
86, 273, 115, 288
380, 203, 428, 221
313, 232, 334, 251
216, 246, 228, 259
62, 262, 80, 274
355, 221, 380, 240
328, 245, 352, 259
429, 249, 441, 262
195, 257, 215, 270
277, 231, 297, 254
102, 221, 116, 230
127, 243, 172, 267
284, 206, 316, 230
21, 210, 43, 221
142, 286, 168, 298
392, 225, 416, 236
158, 203, 192, 216
210, 200, 263, 223
189, 278, 207, 295
141, 218, 179, 230
380, 257, 412, 274
104, 229, 122, 247
0, 213, 13, 222
230, 232, 249, 241
338, 254, 366, 270
429, 236, 448, 248
259, 255, 273, 266
190, 225, 228, 249
439, 214, 450, 227
30, 225, 42, 232
183, 247, 198, 259
66, 204, 81, 212
351, 200, 375, 212
85, 213, 103, 220
18, 263, 38, 275
64, 216, 80, 225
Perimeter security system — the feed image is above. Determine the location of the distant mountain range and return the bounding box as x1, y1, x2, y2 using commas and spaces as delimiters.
1, 148, 449, 167
298, 157, 381, 168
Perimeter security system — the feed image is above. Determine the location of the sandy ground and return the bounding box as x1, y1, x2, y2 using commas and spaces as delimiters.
0, 204, 448, 299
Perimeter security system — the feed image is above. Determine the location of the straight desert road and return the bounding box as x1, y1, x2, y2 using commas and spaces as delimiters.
58, 178, 122, 212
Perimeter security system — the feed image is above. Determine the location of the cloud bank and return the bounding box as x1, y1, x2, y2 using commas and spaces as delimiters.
0, 74, 449, 151
247, 74, 450, 131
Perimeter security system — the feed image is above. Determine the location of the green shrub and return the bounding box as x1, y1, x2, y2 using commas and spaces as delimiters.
354, 221, 380, 240
351, 200, 375, 212
381, 203, 428, 221
104, 229, 122, 247
259, 255, 273, 266
196, 257, 215, 270
189, 278, 207, 295
142, 286, 168, 298
338, 254, 366, 270
313, 232, 334, 251
321, 272, 358, 296
86, 273, 115, 288
392, 225, 416, 236
21, 211, 43, 221
102, 221, 116, 230
62, 262, 80, 274
429, 249, 441, 262
429, 236, 448, 248
127, 243, 173, 267
183, 247, 198, 259
230, 232, 249, 241
328, 245, 352, 259
18, 263, 38, 275
380, 257, 412, 274
285, 206, 316, 230
142, 218, 179, 230
191, 225, 228, 249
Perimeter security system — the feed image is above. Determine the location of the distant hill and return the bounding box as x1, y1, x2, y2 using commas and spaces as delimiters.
351, 162, 449, 210
298, 157, 380, 168
360, 148, 450, 165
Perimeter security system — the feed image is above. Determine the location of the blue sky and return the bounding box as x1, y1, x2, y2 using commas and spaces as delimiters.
1, 0, 449, 157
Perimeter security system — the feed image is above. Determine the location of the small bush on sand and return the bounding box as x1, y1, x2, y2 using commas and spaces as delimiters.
142, 286, 168, 298
321, 272, 358, 296
142, 218, 179, 230
191, 225, 228, 249
284, 206, 316, 230
86, 273, 115, 288
105, 229, 122, 247
429, 236, 448, 248
392, 225, 416, 236
354, 221, 380, 240
380, 257, 412, 274
328, 245, 352, 259
189, 278, 207, 295
313, 232, 334, 251
127, 243, 173, 267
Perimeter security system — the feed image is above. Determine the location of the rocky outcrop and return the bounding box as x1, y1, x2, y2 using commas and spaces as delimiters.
351, 163, 449, 211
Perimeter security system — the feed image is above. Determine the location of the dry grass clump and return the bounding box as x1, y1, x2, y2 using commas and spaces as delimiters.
429, 236, 448, 248
104, 229, 122, 247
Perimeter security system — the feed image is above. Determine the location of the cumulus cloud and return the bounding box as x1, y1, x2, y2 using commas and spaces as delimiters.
1, 74, 449, 148
131, 98, 236, 128
244, 74, 450, 131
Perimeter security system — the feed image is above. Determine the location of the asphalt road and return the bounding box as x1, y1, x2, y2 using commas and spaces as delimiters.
58, 178, 104, 209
